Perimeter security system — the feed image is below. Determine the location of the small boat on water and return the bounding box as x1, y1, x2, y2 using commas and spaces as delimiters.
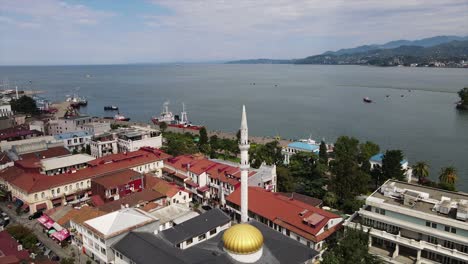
114, 113, 130, 121
104, 105, 119, 111
363, 97, 372, 103
67, 94, 88, 107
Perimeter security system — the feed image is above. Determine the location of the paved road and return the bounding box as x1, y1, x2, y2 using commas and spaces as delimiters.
0, 202, 87, 263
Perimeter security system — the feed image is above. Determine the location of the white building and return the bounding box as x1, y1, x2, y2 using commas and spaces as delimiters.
90, 126, 162, 158
54, 131, 92, 152
117, 126, 162, 153
81, 208, 159, 264
282, 139, 332, 165
345, 180, 468, 264
149, 204, 199, 231
83, 122, 111, 136
41, 154, 95, 175
29, 120, 46, 133
48, 115, 93, 135
0, 103, 12, 117
370, 153, 413, 182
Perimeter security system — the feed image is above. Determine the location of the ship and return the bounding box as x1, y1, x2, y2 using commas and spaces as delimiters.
114, 113, 130, 121
67, 94, 88, 108
104, 105, 119, 111
363, 97, 372, 103
151, 101, 203, 130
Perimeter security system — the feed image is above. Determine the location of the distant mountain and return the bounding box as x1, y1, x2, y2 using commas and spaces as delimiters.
226, 58, 294, 64
323, 35, 468, 56
295, 40, 468, 66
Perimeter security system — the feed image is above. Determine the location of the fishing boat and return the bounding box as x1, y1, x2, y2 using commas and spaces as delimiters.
151, 102, 203, 130
363, 97, 372, 103
104, 105, 119, 111
67, 94, 88, 107
114, 113, 130, 121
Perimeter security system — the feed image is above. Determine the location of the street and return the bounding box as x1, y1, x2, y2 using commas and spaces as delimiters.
0, 202, 91, 263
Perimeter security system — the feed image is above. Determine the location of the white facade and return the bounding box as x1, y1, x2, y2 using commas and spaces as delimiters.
54, 131, 92, 152
117, 127, 162, 153
48, 116, 93, 135
81, 208, 159, 264
41, 154, 95, 175
29, 120, 45, 133
83, 122, 111, 136
0, 104, 12, 117
345, 180, 468, 264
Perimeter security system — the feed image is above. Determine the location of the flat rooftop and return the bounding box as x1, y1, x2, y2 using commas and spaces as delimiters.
370, 180, 468, 221
149, 204, 198, 224
41, 154, 95, 171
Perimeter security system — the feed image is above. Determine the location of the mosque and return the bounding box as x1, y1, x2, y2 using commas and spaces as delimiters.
111, 106, 319, 264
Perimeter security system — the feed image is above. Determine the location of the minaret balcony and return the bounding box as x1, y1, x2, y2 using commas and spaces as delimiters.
240, 163, 250, 170
239, 145, 250, 151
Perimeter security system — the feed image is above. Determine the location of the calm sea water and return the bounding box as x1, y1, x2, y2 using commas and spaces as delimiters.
1, 64, 468, 191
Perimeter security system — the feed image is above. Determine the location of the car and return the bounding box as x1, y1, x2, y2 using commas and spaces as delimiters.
28, 211, 43, 220
201, 205, 212, 211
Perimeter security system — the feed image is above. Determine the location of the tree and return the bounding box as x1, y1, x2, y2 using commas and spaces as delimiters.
319, 141, 328, 164
322, 228, 381, 264
10, 95, 39, 115
458, 87, 468, 105
72, 148, 79, 155
329, 136, 370, 206
359, 141, 380, 173
199, 127, 208, 145
289, 152, 326, 198
249, 141, 283, 168
323, 192, 338, 208
60, 258, 75, 264
276, 166, 295, 192
439, 166, 458, 186
162, 132, 198, 156
85, 144, 91, 155
236, 129, 241, 143
159, 122, 168, 133
412, 161, 429, 183
381, 150, 405, 181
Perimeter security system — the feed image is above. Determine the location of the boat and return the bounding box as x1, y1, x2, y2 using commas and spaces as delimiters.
67, 94, 87, 107
363, 97, 372, 103
151, 102, 203, 130
104, 105, 119, 111
114, 113, 130, 121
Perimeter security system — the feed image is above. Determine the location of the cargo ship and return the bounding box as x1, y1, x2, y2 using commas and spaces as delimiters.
151, 102, 203, 130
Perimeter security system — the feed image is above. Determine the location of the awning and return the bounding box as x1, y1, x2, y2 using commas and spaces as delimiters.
48, 229, 56, 235
37, 215, 51, 225
44, 220, 54, 229
36, 203, 47, 211
197, 186, 210, 193
52, 222, 63, 231
51, 229, 70, 241
52, 198, 62, 205
66, 195, 75, 202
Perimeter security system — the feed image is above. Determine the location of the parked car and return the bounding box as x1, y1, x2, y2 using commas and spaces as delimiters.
202, 205, 212, 211
28, 210, 43, 220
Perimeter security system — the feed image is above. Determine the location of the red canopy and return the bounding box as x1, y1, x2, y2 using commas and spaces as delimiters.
43, 220, 54, 229
37, 215, 50, 225
51, 229, 70, 241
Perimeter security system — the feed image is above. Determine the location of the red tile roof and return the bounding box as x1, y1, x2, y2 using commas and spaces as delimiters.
146, 174, 185, 198
19, 146, 70, 160
97, 189, 166, 213
0, 231, 30, 262
0, 125, 42, 141
1, 148, 170, 194
166, 155, 256, 186
226, 187, 341, 242
92, 169, 142, 187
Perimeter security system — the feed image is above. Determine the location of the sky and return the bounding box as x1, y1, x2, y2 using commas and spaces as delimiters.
0, 0, 467, 65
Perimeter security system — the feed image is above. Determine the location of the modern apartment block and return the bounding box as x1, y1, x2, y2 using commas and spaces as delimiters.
345, 180, 468, 264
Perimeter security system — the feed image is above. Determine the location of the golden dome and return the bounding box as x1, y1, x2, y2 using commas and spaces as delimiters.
222, 224, 264, 254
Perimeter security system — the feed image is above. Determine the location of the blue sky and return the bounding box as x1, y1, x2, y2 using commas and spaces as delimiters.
0, 0, 467, 65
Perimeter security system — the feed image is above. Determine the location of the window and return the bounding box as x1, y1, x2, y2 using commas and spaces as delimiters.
34, 194, 38, 200
41, 192, 45, 198
432, 222, 437, 228
426, 221, 430, 227
428, 236, 438, 244
186, 238, 193, 245
51, 189, 55, 195
57, 188, 60, 194
210, 229, 217, 235
198, 234, 206, 241
65, 186, 68, 192
296, 236, 300, 241
76, 183, 79, 189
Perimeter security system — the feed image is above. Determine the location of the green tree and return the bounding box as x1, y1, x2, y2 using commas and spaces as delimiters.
439, 166, 458, 186
323, 192, 338, 208
199, 127, 208, 145
10, 95, 39, 115
359, 141, 380, 173
276, 166, 295, 192
85, 144, 91, 155
289, 152, 326, 198
329, 136, 370, 206
236, 129, 241, 143
159, 122, 168, 133
381, 150, 405, 181
162, 132, 198, 156
249, 141, 283, 168
322, 228, 381, 264
60, 258, 75, 264
458, 87, 468, 105
319, 141, 328, 164
72, 148, 79, 155
6, 224, 38, 252
412, 161, 429, 183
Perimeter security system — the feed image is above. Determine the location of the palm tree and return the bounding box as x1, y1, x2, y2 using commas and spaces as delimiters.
439, 166, 458, 185
412, 162, 429, 183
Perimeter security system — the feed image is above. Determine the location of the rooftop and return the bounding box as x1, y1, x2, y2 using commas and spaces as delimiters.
53, 130, 90, 140
161, 208, 230, 245
41, 154, 95, 171
287, 141, 320, 152
58, 206, 107, 226
370, 153, 408, 164
92, 169, 142, 187
0, 231, 30, 262
84, 208, 157, 239
227, 187, 342, 242
113, 220, 318, 264
97, 189, 166, 213
369, 180, 468, 222
149, 204, 198, 224
2, 148, 170, 193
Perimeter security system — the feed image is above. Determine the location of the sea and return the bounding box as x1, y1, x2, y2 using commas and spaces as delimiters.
1, 64, 468, 191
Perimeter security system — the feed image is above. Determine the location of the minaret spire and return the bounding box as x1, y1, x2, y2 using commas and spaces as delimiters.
239, 105, 250, 223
